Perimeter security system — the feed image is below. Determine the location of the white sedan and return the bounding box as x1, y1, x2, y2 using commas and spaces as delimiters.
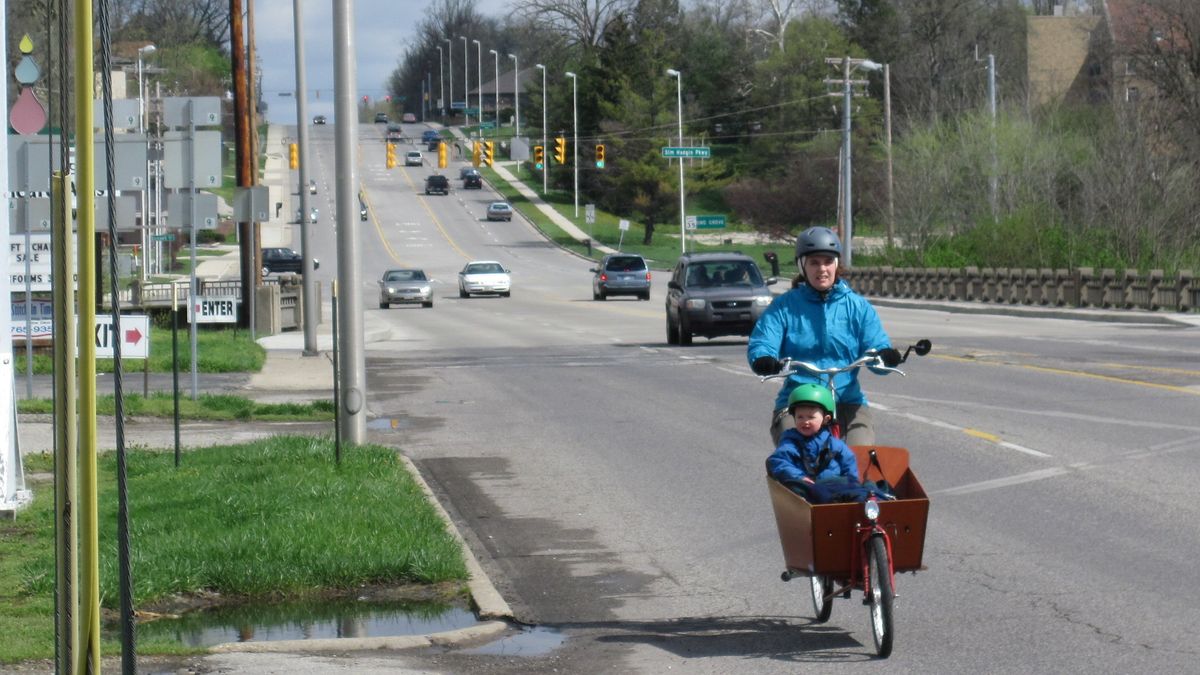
458, 260, 511, 298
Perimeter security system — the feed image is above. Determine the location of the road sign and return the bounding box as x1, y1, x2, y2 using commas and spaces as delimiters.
451, 101, 466, 110
95, 314, 150, 359
479, 121, 495, 129
618, 219, 630, 231
190, 296, 238, 324
661, 146, 711, 159
152, 233, 176, 242
684, 215, 726, 230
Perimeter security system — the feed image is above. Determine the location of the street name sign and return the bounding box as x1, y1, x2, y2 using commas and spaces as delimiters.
685, 215, 726, 230
661, 146, 711, 159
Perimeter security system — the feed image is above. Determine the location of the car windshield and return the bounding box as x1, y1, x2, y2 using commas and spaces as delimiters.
466, 263, 504, 274
605, 256, 646, 272
685, 261, 762, 288
490, 203, 509, 210
385, 270, 426, 282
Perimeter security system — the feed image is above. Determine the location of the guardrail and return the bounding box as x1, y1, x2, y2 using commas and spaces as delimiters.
851, 267, 1198, 313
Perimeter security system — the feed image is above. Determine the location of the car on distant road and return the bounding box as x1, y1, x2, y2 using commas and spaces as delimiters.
374, 112, 389, 123
424, 174, 450, 195
665, 251, 775, 345
591, 253, 651, 301
401, 113, 417, 123
312, 114, 327, 125
378, 268, 433, 308
421, 130, 440, 144
385, 123, 403, 142
463, 171, 483, 189
460, 166, 480, 179
458, 260, 511, 298
307, 179, 317, 194
485, 202, 513, 221
262, 247, 318, 276
405, 151, 423, 167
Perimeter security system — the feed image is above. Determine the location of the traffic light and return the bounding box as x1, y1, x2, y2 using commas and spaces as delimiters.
553, 136, 567, 164
385, 142, 396, 168
482, 141, 494, 167
595, 144, 606, 169
533, 145, 545, 170
288, 143, 298, 169
437, 141, 447, 168
472, 141, 482, 167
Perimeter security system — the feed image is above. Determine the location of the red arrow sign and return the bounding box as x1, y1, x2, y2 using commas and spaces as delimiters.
125, 327, 144, 345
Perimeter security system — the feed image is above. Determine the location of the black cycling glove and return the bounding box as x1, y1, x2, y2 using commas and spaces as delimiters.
752, 356, 782, 375
878, 347, 902, 368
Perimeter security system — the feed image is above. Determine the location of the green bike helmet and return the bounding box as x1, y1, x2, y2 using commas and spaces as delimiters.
787, 383, 834, 416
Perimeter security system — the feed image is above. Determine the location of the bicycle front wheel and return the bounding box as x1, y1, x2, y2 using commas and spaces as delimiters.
867, 536, 895, 658
810, 574, 833, 622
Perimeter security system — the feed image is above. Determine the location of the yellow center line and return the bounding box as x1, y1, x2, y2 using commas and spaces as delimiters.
963, 428, 1000, 442
935, 354, 1200, 395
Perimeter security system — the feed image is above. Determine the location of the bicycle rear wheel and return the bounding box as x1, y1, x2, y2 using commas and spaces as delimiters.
867, 536, 895, 658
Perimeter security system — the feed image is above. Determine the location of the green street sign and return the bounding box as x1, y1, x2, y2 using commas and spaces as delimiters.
479, 121, 495, 129
152, 233, 176, 242
661, 146, 711, 159
686, 215, 726, 229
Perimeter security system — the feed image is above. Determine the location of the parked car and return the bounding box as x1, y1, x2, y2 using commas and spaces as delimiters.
424, 174, 450, 195
401, 113, 418, 123
421, 130, 440, 144
664, 252, 776, 345
591, 253, 651, 301
405, 151, 423, 167
374, 112, 389, 123
262, 247, 319, 276
485, 202, 513, 221
378, 268, 433, 308
458, 260, 511, 298
312, 114, 327, 125
463, 172, 483, 189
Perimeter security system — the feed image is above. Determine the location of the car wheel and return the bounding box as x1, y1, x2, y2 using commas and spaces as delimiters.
639, 291, 650, 301
261, 267, 269, 277
679, 316, 694, 346
379, 301, 388, 309
666, 315, 680, 345
459, 288, 469, 298
501, 291, 511, 298
598, 290, 607, 301
422, 301, 433, 308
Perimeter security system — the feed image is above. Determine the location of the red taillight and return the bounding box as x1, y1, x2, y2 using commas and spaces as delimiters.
645, 272, 652, 281
600, 273, 609, 281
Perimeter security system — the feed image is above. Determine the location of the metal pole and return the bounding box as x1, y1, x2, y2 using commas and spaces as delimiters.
884, 63, 894, 248
536, 64, 547, 195
987, 53, 998, 221
333, 0, 366, 444
841, 56, 853, 268
437, 46, 444, 118
565, 71, 578, 217
474, 40, 482, 135
490, 49, 499, 138
137, 48, 152, 280
667, 69, 685, 253
461, 37, 469, 128
293, 0, 317, 355
509, 53, 519, 138
444, 38, 453, 120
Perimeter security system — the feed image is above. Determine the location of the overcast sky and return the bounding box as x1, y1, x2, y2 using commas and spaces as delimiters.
256, 0, 508, 125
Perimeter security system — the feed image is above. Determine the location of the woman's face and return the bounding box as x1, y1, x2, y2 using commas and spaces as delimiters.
802, 254, 838, 292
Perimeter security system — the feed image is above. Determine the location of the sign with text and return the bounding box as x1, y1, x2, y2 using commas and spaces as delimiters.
9, 234, 78, 292
685, 215, 726, 230
189, 296, 238, 324
95, 314, 150, 359
661, 146, 711, 159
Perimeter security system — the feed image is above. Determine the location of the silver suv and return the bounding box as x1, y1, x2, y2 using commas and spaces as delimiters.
665, 252, 776, 345
591, 254, 651, 301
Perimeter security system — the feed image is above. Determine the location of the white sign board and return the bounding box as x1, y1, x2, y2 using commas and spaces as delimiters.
94, 314, 150, 359
9, 234, 78, 292
189, 296, 238, 324
618, 219, 630, 231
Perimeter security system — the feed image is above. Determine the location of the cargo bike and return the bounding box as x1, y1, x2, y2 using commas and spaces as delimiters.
761, 341, 931, 658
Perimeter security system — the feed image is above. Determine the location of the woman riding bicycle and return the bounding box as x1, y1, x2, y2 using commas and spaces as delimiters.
748, 226, 900, 447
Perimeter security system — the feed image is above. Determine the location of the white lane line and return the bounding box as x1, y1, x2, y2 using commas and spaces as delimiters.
931, 467, 1070, 496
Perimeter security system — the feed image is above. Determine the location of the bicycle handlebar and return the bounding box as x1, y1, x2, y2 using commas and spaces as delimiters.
757, 339, 932, 383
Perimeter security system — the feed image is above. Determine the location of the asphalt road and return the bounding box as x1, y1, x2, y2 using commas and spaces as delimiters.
304, 121, 1200, 672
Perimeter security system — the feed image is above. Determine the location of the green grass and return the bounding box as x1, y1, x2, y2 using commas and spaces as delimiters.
16, 392, 333, 420
1, 437, 469, 663
15, 325, 265, 375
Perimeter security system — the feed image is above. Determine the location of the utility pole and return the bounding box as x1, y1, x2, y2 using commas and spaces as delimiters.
884, 63, 895, 249
824, 56, 881, 268
292, 0, 317, 355
231, 0, 254, 329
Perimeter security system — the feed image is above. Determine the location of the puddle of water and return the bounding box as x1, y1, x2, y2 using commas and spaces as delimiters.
462, 625, 565, 656
367, 417, 411, 431
130, 598, 478, 647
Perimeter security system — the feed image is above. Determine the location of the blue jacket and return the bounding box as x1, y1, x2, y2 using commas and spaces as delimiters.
747, 279, 891, 411
767, 427, 859, 484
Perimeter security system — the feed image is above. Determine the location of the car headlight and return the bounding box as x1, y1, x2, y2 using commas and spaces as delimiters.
419, 285, 431, 294
863, 499, 880, 522
386, 286, 396, 293
685, 298, 706, 310
754, 295, 772, 306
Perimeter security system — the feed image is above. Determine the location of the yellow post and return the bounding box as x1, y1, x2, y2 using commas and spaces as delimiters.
52, 172, 79, 673
73, 0, 101, 669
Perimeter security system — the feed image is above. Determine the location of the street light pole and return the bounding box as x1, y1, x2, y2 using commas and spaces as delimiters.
444, 38, 453, 120
460, 36, 469, 128
291, 0, 317, 355
829, 56, 881, 268
137, 44, 156, 280
565, 71, 578, 218
508, 53, 519, 139
489, 49, 499, 138
536, 63, 547, 195
436, 45, 444, 118
666, 68, 685, 253
473, 40, 482, 136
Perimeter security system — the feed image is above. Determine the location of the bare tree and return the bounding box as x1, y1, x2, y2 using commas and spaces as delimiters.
515, 0, 635, 48
1119, 0, 1200, 158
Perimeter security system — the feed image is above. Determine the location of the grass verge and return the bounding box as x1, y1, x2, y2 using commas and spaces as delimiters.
16, 393, 332, 421
1, 437, 469, 663
15, 326, 266, 375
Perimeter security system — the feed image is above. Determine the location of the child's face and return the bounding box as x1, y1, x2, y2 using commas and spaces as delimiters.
791, 405, 830, 436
